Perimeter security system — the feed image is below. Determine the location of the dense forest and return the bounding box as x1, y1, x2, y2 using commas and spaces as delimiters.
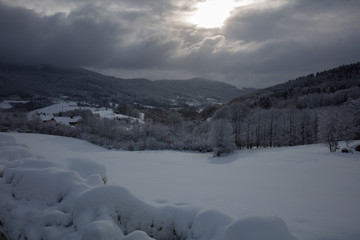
211, 63, 360, 154
1, 63, 359, 156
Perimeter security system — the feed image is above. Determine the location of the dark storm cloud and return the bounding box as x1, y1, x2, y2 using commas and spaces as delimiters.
0, 2, 122, 66
0, 0, 359, 88
0, 0, 189, 68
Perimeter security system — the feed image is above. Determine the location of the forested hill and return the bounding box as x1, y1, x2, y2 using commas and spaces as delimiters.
212, 62, 360, 151
0, 64, 251, 108
229, 62, 360, 109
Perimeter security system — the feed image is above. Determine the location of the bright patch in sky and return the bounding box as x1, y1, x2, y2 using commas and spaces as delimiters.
188, 0, 253, 28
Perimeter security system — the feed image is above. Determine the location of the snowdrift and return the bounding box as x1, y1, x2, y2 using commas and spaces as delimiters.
0, 134, 297, 240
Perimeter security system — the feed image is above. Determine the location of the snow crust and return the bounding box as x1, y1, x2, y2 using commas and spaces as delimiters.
0, 133, 297, 240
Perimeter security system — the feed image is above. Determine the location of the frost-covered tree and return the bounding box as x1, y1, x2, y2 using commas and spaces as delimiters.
181, 121, 211, 152
210, 119, 236, 157
346, 98, 360, 139
319, 107, 354, 152
227, 103, 249, 148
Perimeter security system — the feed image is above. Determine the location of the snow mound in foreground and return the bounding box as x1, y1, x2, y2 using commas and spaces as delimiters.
225, 216, 297, 240
0, 134, 297, 240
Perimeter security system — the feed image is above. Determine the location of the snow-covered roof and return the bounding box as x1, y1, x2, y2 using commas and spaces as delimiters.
39, 114, 82, 126
39, 114, 55, 121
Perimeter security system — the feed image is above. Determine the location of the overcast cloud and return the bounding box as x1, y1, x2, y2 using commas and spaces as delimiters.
0, 0, 359, 88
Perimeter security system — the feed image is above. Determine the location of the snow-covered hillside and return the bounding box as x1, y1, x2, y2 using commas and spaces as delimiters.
29, 101, 143, 122
1, 133, 360, 240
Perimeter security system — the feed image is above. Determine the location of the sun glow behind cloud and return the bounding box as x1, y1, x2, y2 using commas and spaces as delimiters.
187, 0, 254, 28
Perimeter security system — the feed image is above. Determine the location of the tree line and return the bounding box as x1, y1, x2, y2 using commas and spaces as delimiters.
1, 97, 359, 157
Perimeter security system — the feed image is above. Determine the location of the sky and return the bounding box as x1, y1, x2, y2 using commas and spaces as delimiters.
0, 0, 359, 88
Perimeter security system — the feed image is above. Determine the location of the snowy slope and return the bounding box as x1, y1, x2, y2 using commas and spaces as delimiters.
29, 101, 143, 122
2, 133, 360, 240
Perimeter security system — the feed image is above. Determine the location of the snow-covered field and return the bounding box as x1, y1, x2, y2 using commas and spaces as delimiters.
0, 100, 29, 109
1, 133, 360, 240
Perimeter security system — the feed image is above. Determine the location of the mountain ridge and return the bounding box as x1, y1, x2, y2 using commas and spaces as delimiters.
0, 64, 252, 108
